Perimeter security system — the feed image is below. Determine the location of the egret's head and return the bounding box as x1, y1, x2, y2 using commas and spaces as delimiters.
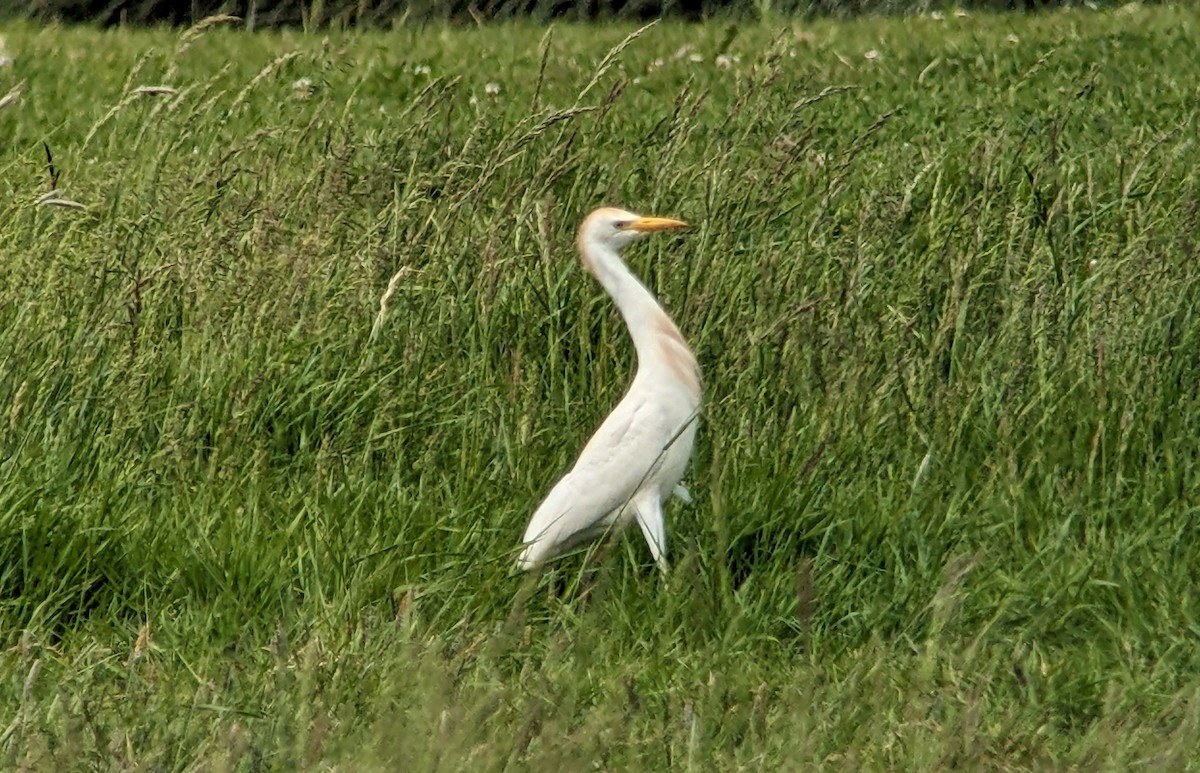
578, 206, 688, 255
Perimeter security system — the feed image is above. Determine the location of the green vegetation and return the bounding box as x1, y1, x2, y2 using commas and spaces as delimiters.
2, 6, 1199, 768
7, 0, 1169, 29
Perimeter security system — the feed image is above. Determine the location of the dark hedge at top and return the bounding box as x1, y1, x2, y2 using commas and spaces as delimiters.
15, 0, 1100, 27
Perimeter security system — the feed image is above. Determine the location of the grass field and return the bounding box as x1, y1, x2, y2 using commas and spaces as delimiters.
2, 5, 1199, 769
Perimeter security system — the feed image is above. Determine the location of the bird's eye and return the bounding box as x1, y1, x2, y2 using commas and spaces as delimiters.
613, 220, 632, 230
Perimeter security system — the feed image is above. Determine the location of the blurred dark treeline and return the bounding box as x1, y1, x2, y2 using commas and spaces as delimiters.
10, 0, 1124, 26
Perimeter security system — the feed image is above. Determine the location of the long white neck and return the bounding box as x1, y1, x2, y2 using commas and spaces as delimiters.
580, 239, 700, 396
582, 240, 669, 363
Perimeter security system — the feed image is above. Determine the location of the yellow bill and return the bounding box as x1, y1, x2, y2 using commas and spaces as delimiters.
628, 216, 688, 232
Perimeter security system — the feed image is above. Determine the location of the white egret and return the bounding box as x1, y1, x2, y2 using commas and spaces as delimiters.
518, 207, 700, 572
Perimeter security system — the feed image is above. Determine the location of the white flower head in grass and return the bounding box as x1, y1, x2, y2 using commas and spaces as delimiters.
930, 10, 945, 20
414, 64, 431, 76
0, 35, 11, 67
954, 8, 969, 16
1088, 258, 1099, 271
715, 54, 740, 71
291, 78, 315, 98
865, 49, 881, 61
485, 82, 501, 96
688, 53, 703, 63
1007, 33, 1020, 44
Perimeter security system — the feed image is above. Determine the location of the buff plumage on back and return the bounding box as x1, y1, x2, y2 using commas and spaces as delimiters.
518, 206, 701, 571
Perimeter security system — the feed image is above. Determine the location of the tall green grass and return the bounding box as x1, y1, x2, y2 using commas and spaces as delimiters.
2, 7, 1199, 768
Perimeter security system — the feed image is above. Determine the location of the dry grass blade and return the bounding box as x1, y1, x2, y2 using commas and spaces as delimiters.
371, 266, 415, 340
35, 189, 87, 210
133, 85, 179, 97
0, 82, 21, 111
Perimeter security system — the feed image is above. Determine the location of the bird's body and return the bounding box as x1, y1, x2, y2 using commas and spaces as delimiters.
518, 207, 700, 571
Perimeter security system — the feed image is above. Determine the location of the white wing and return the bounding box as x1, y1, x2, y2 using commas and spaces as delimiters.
519, 393, 682, 568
